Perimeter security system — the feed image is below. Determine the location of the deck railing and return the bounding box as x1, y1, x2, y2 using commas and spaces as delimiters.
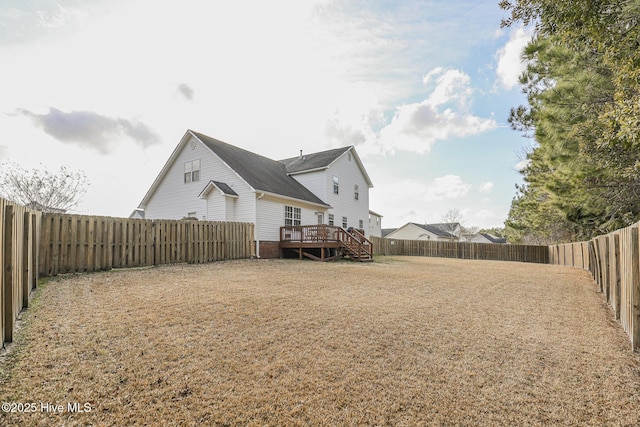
280, 224, 339, 242
280, 224, 373, 260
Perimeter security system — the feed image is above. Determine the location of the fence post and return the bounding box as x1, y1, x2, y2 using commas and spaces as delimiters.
31, 213, 38, 291
22, 211, 30, 309
3, 205, 14, 344
632, 227, 640, 352
604, 237, 611, 301
614, 234, 621, 320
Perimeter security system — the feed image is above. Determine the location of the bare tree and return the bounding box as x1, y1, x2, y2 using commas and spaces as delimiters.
0, 162, 90, 213
440, 208, 464, 240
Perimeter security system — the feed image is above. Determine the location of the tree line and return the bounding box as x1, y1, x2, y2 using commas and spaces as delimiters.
501, 0, 640, 244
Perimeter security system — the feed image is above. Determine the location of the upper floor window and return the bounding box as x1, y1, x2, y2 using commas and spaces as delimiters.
285, 206, 301, 226
354, 184, 359, 200
333, 176, 339, 194
184, 159, 201, 183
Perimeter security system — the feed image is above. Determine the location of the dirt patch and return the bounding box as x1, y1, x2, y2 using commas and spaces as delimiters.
1, 257, 639, 426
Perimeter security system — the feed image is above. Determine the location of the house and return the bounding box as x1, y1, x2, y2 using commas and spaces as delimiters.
381, 228, 397, 238
368, 210, 383, 238
463, 233, 507, 244
134, 130, 375, 258
428, 222, 462, 239
383, 222, 458, 241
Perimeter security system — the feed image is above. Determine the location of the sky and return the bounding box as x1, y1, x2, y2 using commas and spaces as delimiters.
0, 0, 533, 230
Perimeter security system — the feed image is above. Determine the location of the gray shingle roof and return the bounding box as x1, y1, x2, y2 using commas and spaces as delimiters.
211, 181, 238, 196
480, 233, 507, 244
412, 223, 457, 239
192, 131, 329, 207
279, 147, 351, 173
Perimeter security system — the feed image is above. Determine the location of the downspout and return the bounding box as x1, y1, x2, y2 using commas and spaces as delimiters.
256, 192, 265, 258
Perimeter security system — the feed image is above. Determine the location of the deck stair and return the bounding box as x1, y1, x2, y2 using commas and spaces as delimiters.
280, 225, 373, 262
340, 228, 373, 262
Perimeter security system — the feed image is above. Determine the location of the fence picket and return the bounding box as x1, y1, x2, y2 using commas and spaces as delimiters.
372, 237, 549, 264
36, 214, 254, 275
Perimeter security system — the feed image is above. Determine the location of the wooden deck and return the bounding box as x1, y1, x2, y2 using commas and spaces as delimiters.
280, 225, 373, 262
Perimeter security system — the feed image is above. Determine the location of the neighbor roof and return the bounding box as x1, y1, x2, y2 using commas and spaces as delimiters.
191, 131, 329, 207
413, 223, 457, 239
480, 233, 507, 244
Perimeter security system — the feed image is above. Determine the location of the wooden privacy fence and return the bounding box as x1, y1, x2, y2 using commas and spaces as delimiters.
549, 225, 640, 352
0, 199, 41, 345
39, 214, 255, 276
372, 237, 549, 264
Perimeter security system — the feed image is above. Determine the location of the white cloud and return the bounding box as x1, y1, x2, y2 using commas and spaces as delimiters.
495, 26, 533, 89
426, 175, 472, 201
36, 4, 89, 30
424, 68, 473, 108
479, 182, 494, 193
377, 69, 496, 154
514, 159, 531, 171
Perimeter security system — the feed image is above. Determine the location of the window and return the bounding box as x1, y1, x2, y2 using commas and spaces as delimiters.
359, 220, 364, 229
354, 184, 359, 200
342, 216, 348, 228
317, 213, 324, 224
333, 176, 339, 194
328, 214, 334, 226
184, 159, 201, 183
285, 206, 301, 226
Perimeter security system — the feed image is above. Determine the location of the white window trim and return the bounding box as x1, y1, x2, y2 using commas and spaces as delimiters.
184, 159, 201, 183
285, 205, 301, 226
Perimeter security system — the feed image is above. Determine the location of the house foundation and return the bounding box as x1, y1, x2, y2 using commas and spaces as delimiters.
257, 241, 281, 259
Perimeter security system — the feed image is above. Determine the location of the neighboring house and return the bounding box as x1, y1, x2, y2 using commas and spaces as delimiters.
368, 210, 383, 238
134, 130, 374, 258
429, 222, 462, 239
381, 228, 397, 238
384, 222, 458, 241
463, 233, 507, 244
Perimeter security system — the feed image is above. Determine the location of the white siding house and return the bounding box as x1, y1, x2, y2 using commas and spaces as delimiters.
281, 147, 373, 233
385, 223, 458, 241
368, 210, 383, 237
135, 130, 377, 257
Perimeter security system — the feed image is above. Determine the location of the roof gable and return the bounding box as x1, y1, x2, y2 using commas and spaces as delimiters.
279, 147, 350, 173
191, 131, 328, 207
279, 146, 373, 187
413, 223, 457, 239
386, 222, 457, 239
198, 180, 239, 199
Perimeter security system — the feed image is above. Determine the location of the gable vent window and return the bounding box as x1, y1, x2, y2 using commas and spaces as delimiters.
184, 159, 201, 183
285, 206, 301, 226
333, 176, 339, 195
354, 184, 359, 200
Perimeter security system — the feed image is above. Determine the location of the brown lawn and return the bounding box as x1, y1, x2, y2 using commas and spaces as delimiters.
0, 256, 639, 426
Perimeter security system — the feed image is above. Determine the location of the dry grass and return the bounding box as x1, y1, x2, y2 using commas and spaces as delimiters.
1, 256, 639, 426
